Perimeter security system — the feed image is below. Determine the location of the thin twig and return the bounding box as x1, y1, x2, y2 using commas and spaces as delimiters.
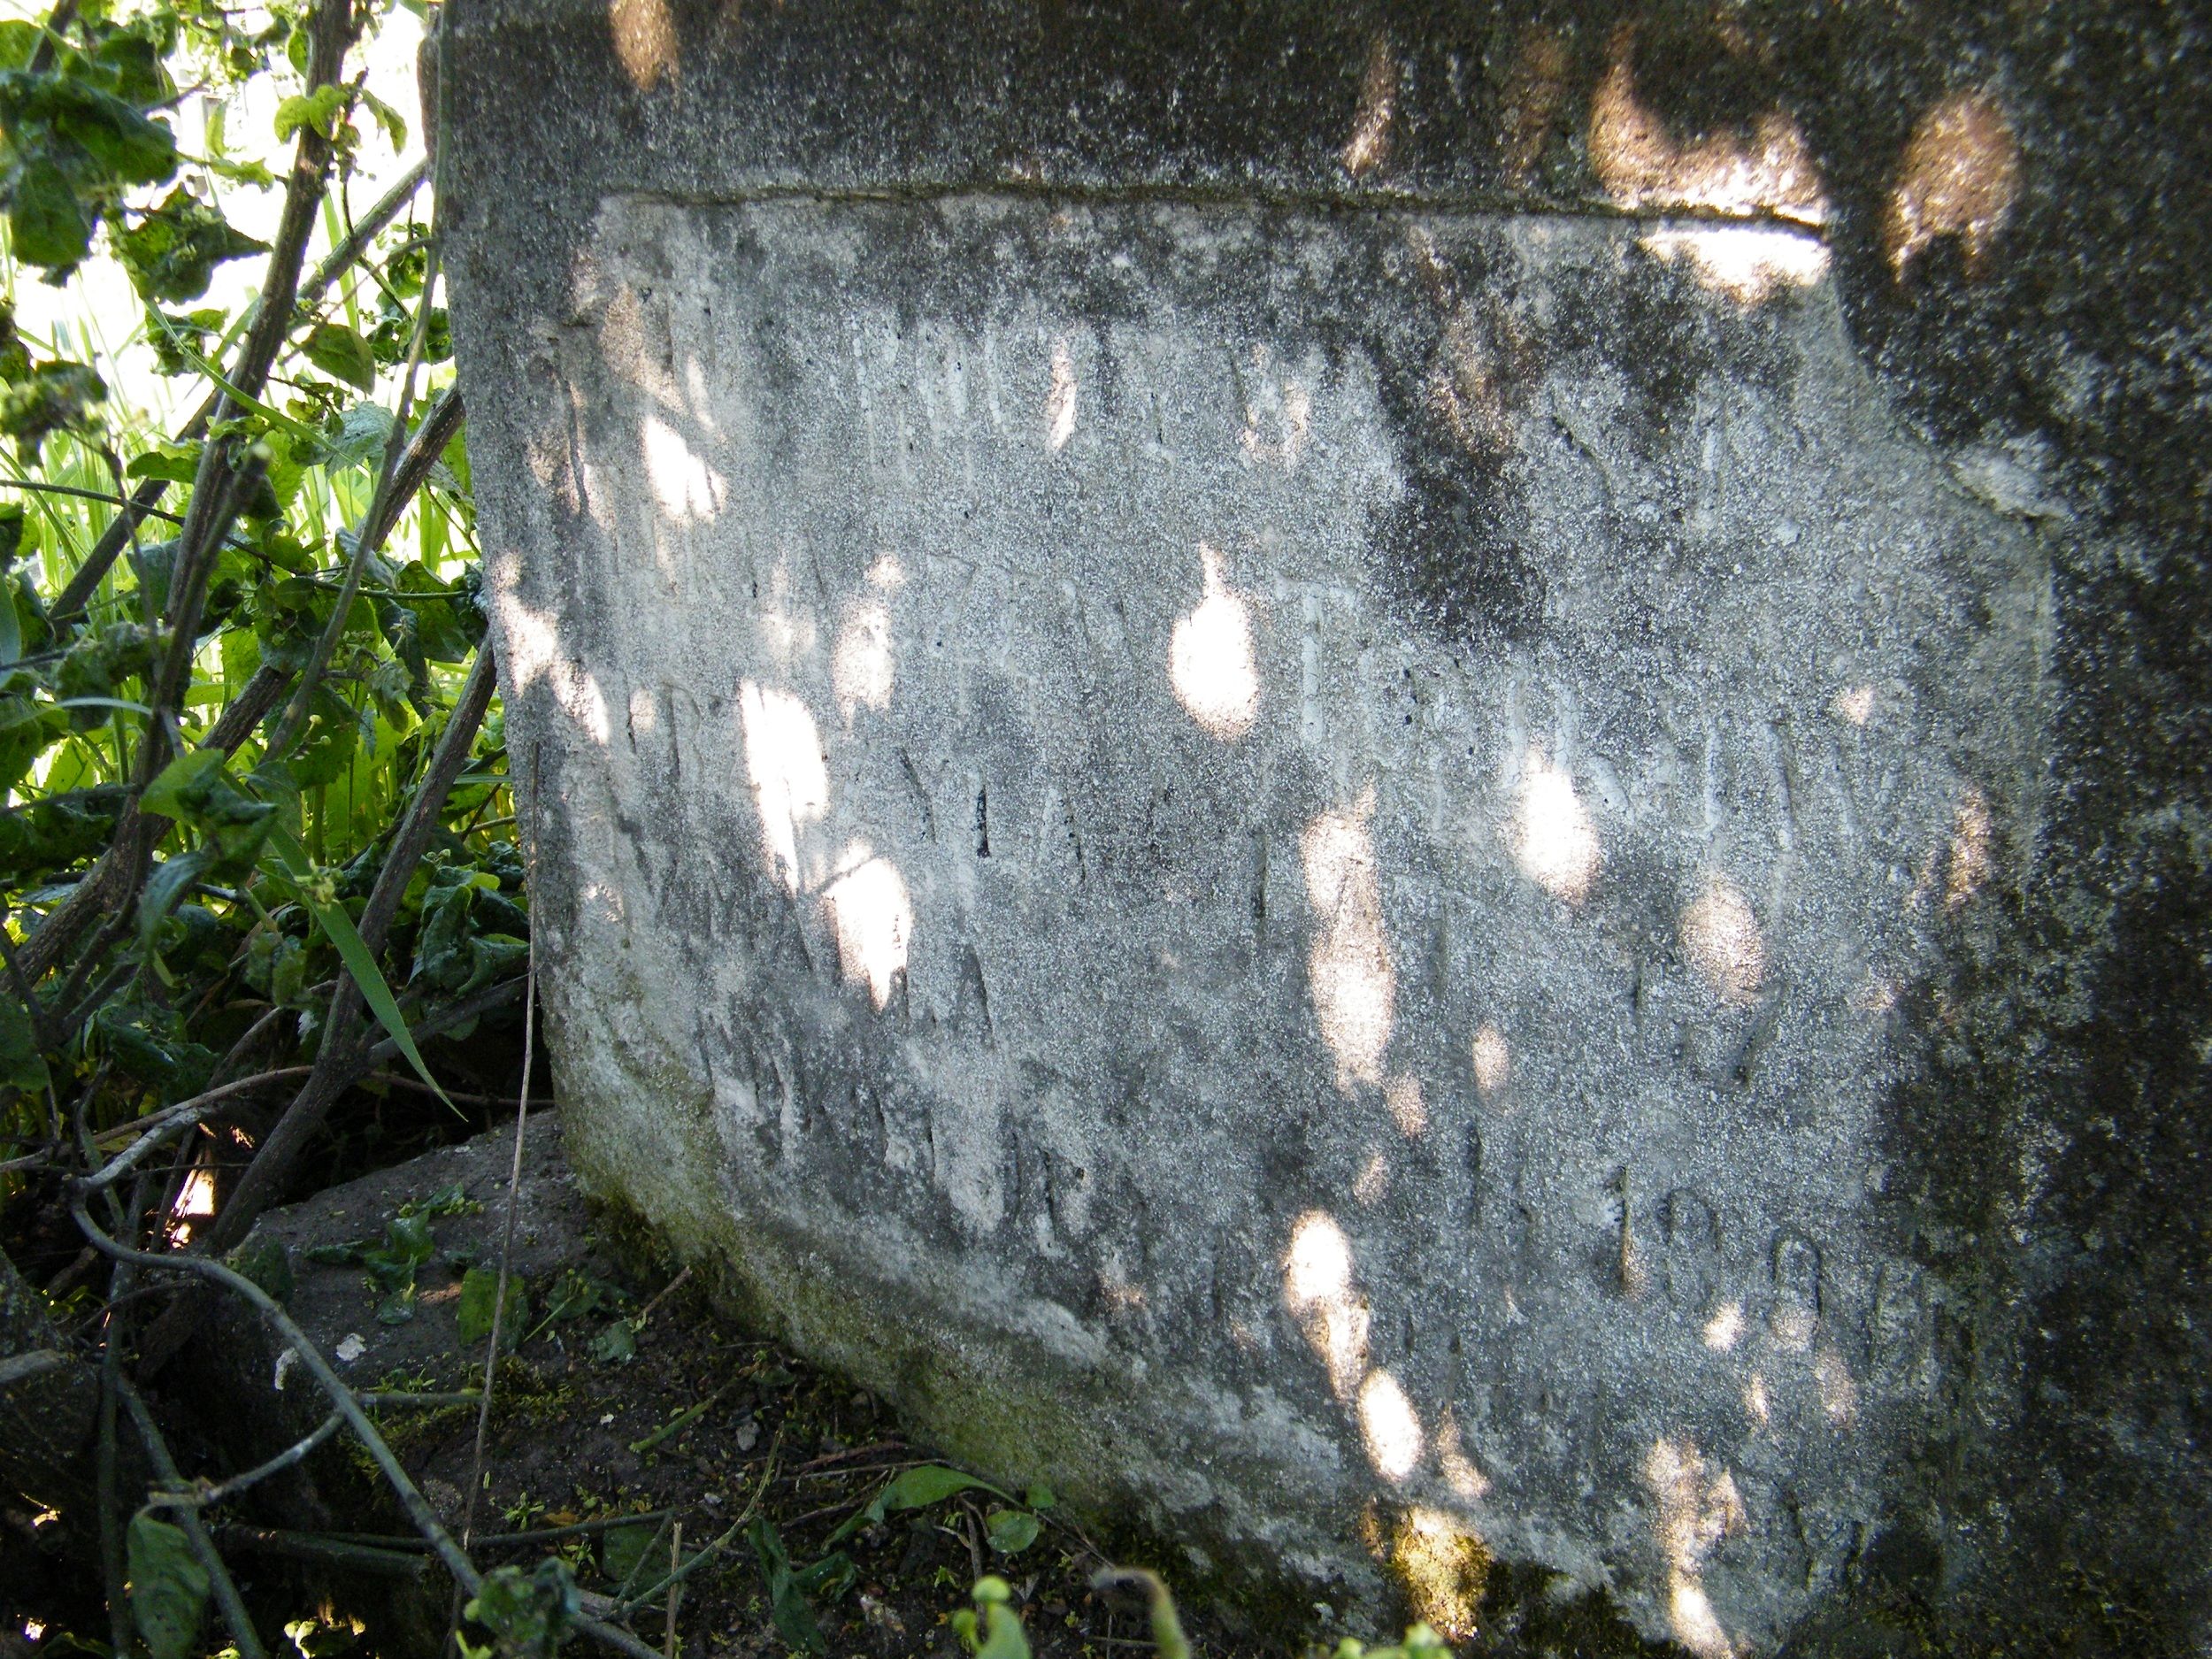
213, 1524, 425, 1577
364, 977, 526, 1064
73, 1197, 501, 1602
41, 145, 416, 629
362, 1071, 554, 1110
266, 385, 462, 758
0, 478, 188, 523
82, 1066, 314, 1191
23, 0, 356, 984
664, 1521, 683, 1659
299, 157, 429, 310
117, 1383, 270, 1659
96, 1255, 133, 1659
610, 1439, 783, 1617
457, 958, 534, 1544
450, 741, 535, 1649
147, 1410, 342, 1513
630, 1263, 693, 1327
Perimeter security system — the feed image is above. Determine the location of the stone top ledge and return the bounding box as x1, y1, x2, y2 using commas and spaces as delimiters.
435, 0, 1876, 227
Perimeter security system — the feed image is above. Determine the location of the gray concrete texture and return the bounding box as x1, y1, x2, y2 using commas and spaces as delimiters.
438, 4, 2212, 1653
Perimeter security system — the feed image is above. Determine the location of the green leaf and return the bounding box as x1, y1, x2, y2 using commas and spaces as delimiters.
985, 1508, 1040, 1555
358, 86, 407, 150
794, 1551, 856, 1603
0, 21, 39, 70
273, 85, 349, 142
457, 1264, 526, 1347
401, 1182, 480, 1220
384, 1211, 436, 1266
464, 1559, 579, 1659
265, 824, 457, 1114
137, 847, 212, 947
748, 1517, 825, 1656
127, 1514, 209, 1659
323, 400, 395, 470
113, 188, 266, 302
87, 998, 214, 1097
93, 31, 169, 107
589, 1318, 636, 1363
601, 1519, 659, 1589
49, 81, 178, 183
829, 1463, 1013, 1543
228, 1238, 295, 1304
302, 322, 377, 392
1025, 1482, 1056, 1511
8, 157, 91, 268
140, 749, 224, 819
0, 984, 49, 1094
127, 445, 201, 483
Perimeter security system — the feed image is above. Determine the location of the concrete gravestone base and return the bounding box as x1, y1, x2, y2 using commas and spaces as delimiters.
440, 4, 2209, 1651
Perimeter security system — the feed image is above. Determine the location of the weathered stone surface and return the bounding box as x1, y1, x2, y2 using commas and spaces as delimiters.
439, 4, 2211, 1652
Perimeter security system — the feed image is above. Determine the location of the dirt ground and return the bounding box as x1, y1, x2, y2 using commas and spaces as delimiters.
185, 1115, 1286, 1659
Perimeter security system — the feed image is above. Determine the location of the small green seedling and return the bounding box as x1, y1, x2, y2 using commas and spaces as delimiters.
951, 1576, 1031, 1659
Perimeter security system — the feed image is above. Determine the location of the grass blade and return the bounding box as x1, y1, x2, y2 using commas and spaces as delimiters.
265, 825, 457, 1115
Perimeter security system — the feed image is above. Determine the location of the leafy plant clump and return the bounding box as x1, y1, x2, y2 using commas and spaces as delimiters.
0, 0, 573, 1649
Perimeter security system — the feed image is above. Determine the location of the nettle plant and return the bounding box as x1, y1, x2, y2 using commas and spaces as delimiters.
0, 0, 601, 1652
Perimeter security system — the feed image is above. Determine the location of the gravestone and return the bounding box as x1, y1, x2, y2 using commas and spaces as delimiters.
438, 4, 2211, 1652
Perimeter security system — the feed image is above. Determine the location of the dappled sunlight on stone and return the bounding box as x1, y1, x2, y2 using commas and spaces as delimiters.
739, 681, 829, 895
1340, 34, 1396, 179
823, 842, 912, 1010
608, 0, 675, 88
1284, 1210, 1370, 1401
1815, 1343, 1860, 1426
833, 598, 895, 724
1239, 346, 1312, 468
1357, 1369, 1424, 1482
1589, 33, 1829, 226
1639, 224, 1830, 304
1946, 787, 1993, 910
495, 585, 611, 745
1849, 973, 1900, 1016
1645, 1435, 1746, 1659
1885, 92, 2020, 277
1744, 1372, 1771, 1429
1427, 306, 1517, 460
1388, 1505, 1490, 1641
498, 589, 564, 695
1680, 875, 1764, 1005
1670, 1579, 1734, 1659
753, 557, 820, 672
1045, 339, 1079, 450
1384, 1073, 1428, 1137
1303, 790, 1397, 1093
1169, 544, 1259, 739
1436, 1408, 1490, 1500
1831, 683, 1876, 726
1471, 1024, 1509, 1096
1353, 1150, 1392, 1207
595, 284, 683, 410
1515, 756, 1600, 903
1702, 1300, 1745, 1352
641, 413, 725, 523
